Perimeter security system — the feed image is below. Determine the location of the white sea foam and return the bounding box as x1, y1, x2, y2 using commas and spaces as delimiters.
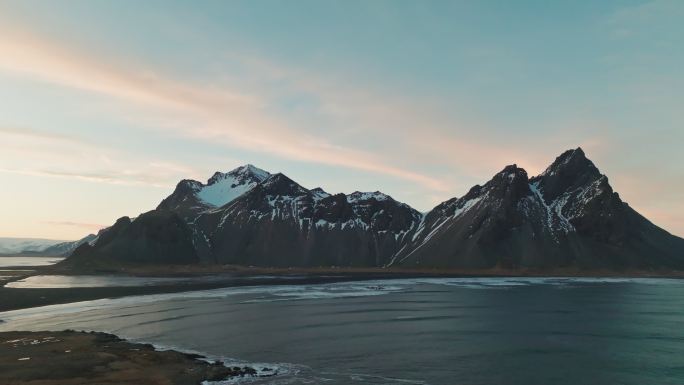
150, 343, 300, 384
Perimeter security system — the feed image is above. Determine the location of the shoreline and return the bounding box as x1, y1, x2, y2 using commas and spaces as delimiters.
0, 330, 269, 385
1, 266, 683, 313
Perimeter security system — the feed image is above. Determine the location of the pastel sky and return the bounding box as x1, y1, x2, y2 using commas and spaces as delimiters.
1, 0, 682, 240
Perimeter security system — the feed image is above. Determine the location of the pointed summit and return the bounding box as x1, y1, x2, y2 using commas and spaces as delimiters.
539, 147, 599, 178
157, 165, 272, 214
494, 164, 528, 180
261, 173, 308, 196
235, 164, 271, 180
484, 164, 530, 200
208, 164, 271, 185
532, 148, 603, 202
310, 187, 331, 201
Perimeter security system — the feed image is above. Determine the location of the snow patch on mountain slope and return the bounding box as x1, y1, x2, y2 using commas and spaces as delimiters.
197, 180, 257, 207
311, 188, 331, 201
528, 182, 575, 239
409, 195, 484, 244
529, 182, 554, 233
452, 196, 484, 218
197, 165, 271, 207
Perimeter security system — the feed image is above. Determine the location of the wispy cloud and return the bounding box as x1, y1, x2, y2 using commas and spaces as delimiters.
0, 21, 626, 201
0, 126, 78, 142
43, 221, 106, 231
0, 168, 171, 188
0, 126, 203, 188
220, 53, 585, 179
0, 27, 450, 191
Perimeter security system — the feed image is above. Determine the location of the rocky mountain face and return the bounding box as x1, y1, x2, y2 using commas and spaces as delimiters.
70, 165, 422, 267
189, 173, 422, 267
395, 148, 684, 269
67, 149, 684, 270
70, 211, 198, 266
157, 164, 271, 219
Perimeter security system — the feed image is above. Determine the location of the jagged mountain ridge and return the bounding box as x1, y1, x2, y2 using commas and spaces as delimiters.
157, 164, 271, 218
189, 173, 422, 266
395, 148, 684, 269
68, 149, 684, 270
71, 165, 423, 267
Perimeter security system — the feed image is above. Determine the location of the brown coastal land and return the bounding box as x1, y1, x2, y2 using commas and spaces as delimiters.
0, 330, 267, 385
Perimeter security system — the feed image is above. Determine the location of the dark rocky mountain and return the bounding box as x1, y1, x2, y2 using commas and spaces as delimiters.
394, 148, 684, 269
157, 164, 271, 219
67, 165, 422, 267
189, 173, 422, 267
69, 211, 198, 267
65, 149, 684, 270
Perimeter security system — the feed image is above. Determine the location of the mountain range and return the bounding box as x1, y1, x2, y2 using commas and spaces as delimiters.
65, 148, 684, 270
0, 237, 66, 255
0, 235, 97, 256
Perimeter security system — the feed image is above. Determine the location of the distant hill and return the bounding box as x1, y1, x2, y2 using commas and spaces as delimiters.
65, 149, 684, 270
0, 237, 67, 255
0, 235, 96, 256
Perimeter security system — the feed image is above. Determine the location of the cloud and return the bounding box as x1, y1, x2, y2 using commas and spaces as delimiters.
0, 168, 171, 188
221, 53, 589, 179
0, 126, 79, 142
43, 221, 107, 231
0, 26, 450, 191
0, 126, 205, 188
0, 22, 627, 201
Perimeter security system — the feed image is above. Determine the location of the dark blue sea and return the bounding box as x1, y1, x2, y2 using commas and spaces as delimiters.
2, 277, 683, 384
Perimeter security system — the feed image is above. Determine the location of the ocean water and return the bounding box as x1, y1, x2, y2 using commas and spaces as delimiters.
2, 277, 684, 384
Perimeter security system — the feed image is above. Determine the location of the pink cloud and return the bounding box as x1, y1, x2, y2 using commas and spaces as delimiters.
0, 27, 449, 191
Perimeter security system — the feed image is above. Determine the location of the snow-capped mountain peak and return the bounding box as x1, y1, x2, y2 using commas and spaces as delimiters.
87, 149, 684, 271
208, 164, 271, 185
157, 165, 273, 212
310, 187, 331, 201
347, 191, 391, 203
